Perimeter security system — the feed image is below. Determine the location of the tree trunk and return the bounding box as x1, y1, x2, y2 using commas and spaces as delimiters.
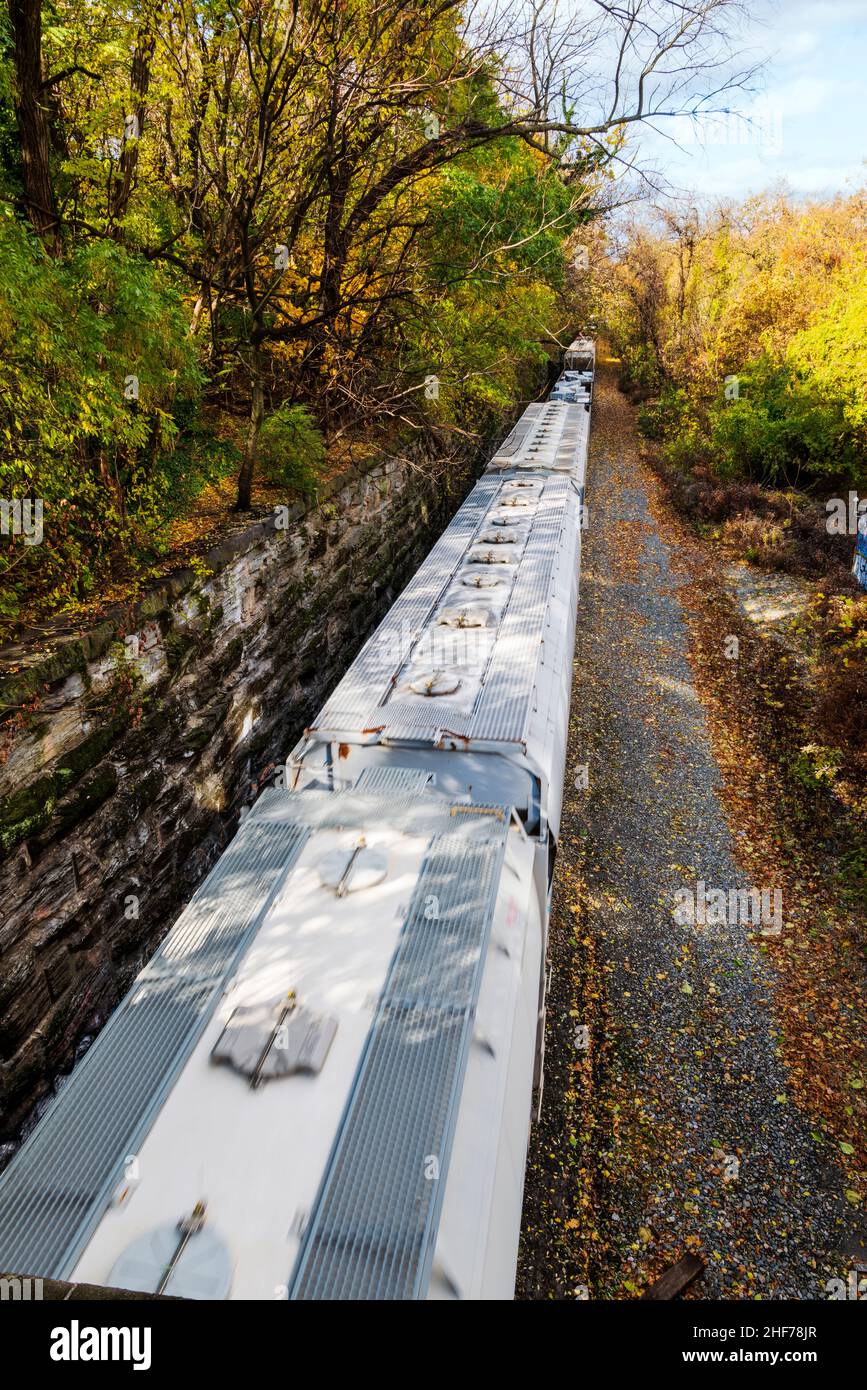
110, 14, 157, 227
235, 343, 265, 511
8, 0, 60, 253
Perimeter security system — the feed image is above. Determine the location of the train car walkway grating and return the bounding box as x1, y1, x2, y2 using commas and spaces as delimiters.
0, 816, 310, 1280
288, 821, 508, 1300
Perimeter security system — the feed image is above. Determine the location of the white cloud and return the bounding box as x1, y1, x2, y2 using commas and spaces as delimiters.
757, 0, 867, 30
779, 31, 820, 59
768, 77, 834, 118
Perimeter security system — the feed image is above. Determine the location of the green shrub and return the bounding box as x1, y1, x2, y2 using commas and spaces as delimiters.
708, 356, 860, 487
257, 404, 325, 492
619, 342, 660, 395
0, 218, 206, 628
637, 384, 690, 440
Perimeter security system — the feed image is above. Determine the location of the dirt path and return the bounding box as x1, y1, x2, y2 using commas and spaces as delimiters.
517, 349, 857, 1300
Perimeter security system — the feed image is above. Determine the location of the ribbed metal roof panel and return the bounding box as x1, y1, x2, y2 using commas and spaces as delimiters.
487, 400, 588, 476
354, 767, 434, 794
0, 816, 310, 1279
311, 473, 577, 749
311, 478, 500, 729
288, 819, 508, 1300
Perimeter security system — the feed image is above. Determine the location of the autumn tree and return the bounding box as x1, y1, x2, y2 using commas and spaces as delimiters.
0, 0, 760, 626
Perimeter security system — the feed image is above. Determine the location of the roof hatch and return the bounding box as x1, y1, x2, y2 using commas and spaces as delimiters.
107, 1202, 232, 1300
435, 604, 492, 629
317, 839, 389, 894
406, 670, 462, 696
212, 992, 337, 1084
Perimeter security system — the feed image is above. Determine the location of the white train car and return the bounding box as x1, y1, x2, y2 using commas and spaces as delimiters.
0, 785, 541, 1300
292, 399, 589, 869
551, 370, 593, 406
0, 360, 595, 1302
564, 335, 596, 373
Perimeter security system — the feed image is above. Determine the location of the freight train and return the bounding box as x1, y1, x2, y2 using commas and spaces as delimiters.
0, 340, 594, 1301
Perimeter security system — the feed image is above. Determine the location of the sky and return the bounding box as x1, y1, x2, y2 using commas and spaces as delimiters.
634, 0, 867, 203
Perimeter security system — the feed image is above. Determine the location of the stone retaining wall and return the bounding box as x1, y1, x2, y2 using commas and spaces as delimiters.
0, 444, 480, 1141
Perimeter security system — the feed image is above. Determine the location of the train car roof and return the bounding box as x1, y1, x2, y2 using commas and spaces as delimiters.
0, 785, 533, 1299
485, 398, 589, 477
303, 465, 582, 756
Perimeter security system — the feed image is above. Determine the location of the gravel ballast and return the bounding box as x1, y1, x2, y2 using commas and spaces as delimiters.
518, 353, 856, 1300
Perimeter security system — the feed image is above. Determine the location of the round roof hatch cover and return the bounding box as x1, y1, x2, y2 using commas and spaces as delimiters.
479, 529, 521, 545
460, 573, 504, 588
108, 1223, 232, 1300
436, 604, 489, 628
468, 547, 516, 564
317, 846, 388, 892
407, 670, 462, 696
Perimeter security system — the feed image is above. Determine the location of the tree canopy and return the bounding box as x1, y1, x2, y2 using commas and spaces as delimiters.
0, 0, 754, 630
605, 190, 867, 492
